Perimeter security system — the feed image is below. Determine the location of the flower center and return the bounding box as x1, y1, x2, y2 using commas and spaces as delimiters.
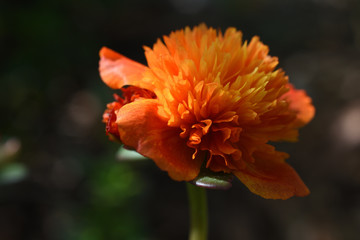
187, 119, 212, 148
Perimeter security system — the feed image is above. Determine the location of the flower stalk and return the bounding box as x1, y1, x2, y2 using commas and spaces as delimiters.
187, 183, 208, 240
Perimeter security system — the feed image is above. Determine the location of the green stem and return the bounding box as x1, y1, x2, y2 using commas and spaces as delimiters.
186, 183, 208, 240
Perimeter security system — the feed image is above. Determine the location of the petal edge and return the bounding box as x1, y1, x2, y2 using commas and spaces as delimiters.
99, 47, 147, 89
234, 146, 310, 199
116, 99, 203, 181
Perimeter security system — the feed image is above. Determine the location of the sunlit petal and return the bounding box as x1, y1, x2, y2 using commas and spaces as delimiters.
99, 47, 148, 89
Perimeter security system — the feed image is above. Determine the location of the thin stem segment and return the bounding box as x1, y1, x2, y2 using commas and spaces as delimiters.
186, 183, 208, 240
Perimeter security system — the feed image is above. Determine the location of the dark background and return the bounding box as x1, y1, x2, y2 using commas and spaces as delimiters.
1, 0, 360, 239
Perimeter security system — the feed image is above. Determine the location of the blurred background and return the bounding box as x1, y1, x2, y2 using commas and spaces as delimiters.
1, 0, 360, 239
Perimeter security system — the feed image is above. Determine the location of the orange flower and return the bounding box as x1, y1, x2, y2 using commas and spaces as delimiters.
100, 24, 315, 199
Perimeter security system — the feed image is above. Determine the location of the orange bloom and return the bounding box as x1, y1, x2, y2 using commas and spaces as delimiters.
100, 24, 315, 199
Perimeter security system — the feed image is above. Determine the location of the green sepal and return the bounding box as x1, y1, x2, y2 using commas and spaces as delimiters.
192, 167, 233, 190
116, 146, 147, 161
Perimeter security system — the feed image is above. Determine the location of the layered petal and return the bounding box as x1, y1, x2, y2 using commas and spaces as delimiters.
99, 47, 148, 89
234, 144, 310, 199
115, 99, 203, 181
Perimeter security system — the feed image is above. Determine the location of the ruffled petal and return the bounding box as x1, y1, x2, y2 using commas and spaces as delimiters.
99, 47, 147, 89
233, 145, 310, 199
115, 99, 203, 181
282, 84, 315, 126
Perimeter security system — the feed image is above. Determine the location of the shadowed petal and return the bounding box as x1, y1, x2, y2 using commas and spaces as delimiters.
234, 145, 310, 199
116, 99, 203, 181
282, 84, 315, 126
99, 47, 147, 89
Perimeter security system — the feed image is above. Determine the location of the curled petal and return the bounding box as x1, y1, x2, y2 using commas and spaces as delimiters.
234, 145, 310, 199
99, 47, 147, 89
116, 99, 203, 181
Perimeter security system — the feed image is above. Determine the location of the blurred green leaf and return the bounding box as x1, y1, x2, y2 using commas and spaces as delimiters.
70, 160, 147, 240
0, 162, 27, 184
91, 163, 142, 206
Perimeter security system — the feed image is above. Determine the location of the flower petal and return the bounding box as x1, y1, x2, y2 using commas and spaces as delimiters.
99, 47, 147, 89
116, 99, 203, 181
282, 84, 315, 126
233, 145, 310, 199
